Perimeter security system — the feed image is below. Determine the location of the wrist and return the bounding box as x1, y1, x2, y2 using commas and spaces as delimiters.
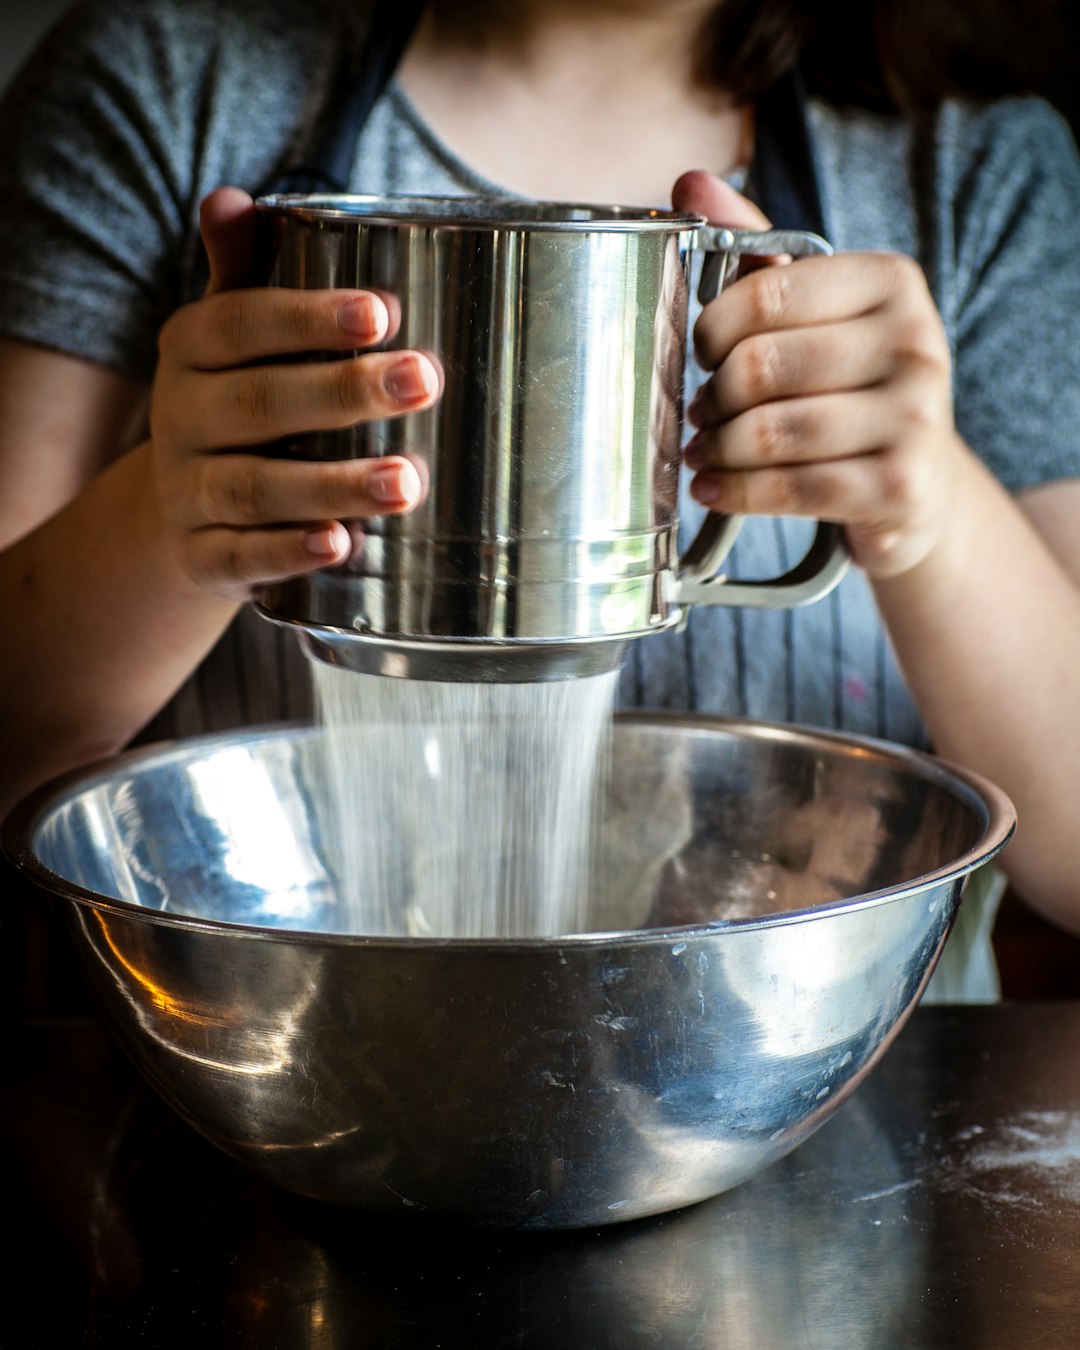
869, 442, 1017, 627
852, 432, 981, 584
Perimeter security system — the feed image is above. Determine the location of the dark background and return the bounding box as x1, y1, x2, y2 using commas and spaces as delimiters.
0, 0, 70, 90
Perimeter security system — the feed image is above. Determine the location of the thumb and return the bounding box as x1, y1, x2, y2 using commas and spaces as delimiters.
672, 169, 772, 231
199, 186, 261, 295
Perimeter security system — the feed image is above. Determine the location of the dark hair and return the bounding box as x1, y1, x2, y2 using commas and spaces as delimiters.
706, 0, 1080, 119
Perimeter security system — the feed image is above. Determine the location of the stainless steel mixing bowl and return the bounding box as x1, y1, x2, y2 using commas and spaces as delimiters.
2, 715, 1014, 1229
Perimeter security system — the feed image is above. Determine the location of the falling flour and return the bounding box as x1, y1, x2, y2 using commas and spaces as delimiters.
310, 662, 618, 938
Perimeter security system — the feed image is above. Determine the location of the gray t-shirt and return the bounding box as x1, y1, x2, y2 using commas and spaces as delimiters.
2, 0, 1080, 748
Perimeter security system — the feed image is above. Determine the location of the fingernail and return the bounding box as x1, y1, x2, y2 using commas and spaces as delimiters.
691, 475, 722, 506
683, 436, 706, 471
304, 525, 345, 558
338, 294, 388, 342
368, 460, 422, 506
686, 389, 705, 427
385, 354, 438, 404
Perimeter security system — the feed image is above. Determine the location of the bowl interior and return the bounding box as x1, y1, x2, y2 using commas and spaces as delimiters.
18, 716, 1005, 939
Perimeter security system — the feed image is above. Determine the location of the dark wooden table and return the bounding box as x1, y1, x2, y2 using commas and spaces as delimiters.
5, 1002, 1080, 1348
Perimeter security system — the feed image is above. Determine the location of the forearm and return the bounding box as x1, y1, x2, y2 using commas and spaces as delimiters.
0, 440, 237, 815
873, 445, 1080, 930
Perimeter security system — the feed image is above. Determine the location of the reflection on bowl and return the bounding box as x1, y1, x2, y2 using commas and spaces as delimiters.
85, 1090, 924, 1349
3, 714, 1014, 1228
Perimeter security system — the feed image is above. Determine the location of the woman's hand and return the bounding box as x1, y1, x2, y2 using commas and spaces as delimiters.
672, 170, 967, 580
150, 187, 438, 602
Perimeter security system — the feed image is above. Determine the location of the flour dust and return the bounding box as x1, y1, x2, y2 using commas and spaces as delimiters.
942, 1111, 1080, 1210
311, 664, 618, 938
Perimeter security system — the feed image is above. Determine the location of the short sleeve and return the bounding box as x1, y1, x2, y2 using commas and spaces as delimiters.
0, 0, 347, 383
949, 99, 1080, 493
0, 0, 203, 380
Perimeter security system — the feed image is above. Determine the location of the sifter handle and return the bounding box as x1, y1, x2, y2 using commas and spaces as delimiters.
675, 227, 850, 611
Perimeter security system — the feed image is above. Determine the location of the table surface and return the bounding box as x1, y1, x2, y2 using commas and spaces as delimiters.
5, 1002, 1080, 1349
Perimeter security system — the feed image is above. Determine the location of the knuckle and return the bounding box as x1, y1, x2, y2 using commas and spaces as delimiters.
156, 307, 183, 359
181, 550, 209, 587
181, 533, 220, 588
309, 461, 348, 516
747, 402, 803, 463
194, 456, 279, 527
191, 456, 224, 525
150, 378, 199, 456
224, 461, 269, 525
745, 265, 793, 328
205, 532, 263, 591
769, 469, 807, 515
737, 334, 786, 402
215, 292, 255, 357
156, 299, 204, 363
877, 446, 929, 515
184, 529, 269, 598
746, 465, 800, 516
217, 544, 248, 584
235, 364, 280, 429
882, 251, 925, 298
283, 293, 320, 351
883, 256, 948, 336
891, 312, 946, 370
330, 356, 374, 418
779, 464, 841, 518
898, 378, 944, 430
693, 315, 722, 370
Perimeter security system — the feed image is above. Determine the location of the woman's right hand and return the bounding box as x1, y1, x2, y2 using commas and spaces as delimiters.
150, 187, 437, 603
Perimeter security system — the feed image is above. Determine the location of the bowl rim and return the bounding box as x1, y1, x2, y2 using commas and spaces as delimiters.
0, 712, 1016, 950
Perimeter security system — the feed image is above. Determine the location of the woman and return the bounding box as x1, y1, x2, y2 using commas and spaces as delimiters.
1, 0, 1079, 994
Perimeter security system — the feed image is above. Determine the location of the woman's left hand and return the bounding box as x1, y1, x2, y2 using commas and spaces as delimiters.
673, 170, 968, 580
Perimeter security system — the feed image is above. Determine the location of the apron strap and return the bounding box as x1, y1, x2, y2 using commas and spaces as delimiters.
261, 0, 425, 196
746, 68, 828, 237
